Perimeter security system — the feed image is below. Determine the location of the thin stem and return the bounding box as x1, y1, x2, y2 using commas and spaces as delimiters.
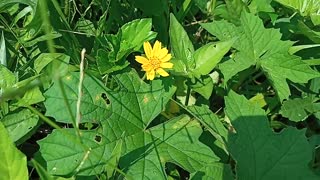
185, 80, 191, 106
76, 49, 86, 129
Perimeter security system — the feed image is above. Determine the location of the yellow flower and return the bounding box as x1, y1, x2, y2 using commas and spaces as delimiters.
135, 40, 173, 80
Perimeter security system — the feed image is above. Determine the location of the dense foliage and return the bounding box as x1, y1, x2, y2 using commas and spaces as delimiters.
1, 0, 320, 179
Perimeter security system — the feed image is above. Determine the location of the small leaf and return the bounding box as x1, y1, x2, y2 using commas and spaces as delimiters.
33, 53, 70, 77
280, 97, 320, 122
169, 13, 195, 69
0, 122, 28, 180
120, 18, 157, 51
192, 39, 234, 77
2, 109, 39, 142
0, 64, 16, 89
96, 18, 156, 74
11, 87, 45, 109
190, 75, 214, 99
0, 31, 6, 66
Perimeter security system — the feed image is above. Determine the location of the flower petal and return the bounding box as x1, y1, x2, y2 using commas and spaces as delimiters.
156, 68, 169, 77
160, 53, 172, 62
146, 69, 155, 80
153, 40, 161, 57
158, 48, 168, 59
143, 41, 153, 59
135, 56, 149, 64
160, 62, 173, 69
142, 64, 152, 71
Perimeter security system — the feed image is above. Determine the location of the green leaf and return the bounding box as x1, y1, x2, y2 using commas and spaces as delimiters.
75, 18, 96, 36
120, 18, 157, 52
0, 64, 16, 89
188, 105, 229, 158
96, 18, 156, 74
248, 0, 274, 13
0, 0, 37, 12
261, 53, 320, 101
188, 105, 228, 143
275, 0, 320, 25
297, 20, 320, 43
280, 97, 320, 122
40, 69, 220, 178
0, 31, 6, 66
38, 129, 113, 176
191, 39, 234, 77
190, 163, 233, 180
105, 138, 123, 179
31, 159, 55, 180
201, 11, 320, 101
190, 75, 214, 99
33, 53, 70, 77
0, 122, 28, 180
2, 109, 39, 142
11, 87, 45, 109
169, 13, 195, 70
44, 73, 112, 123
225, 90, 318, 179
120, 115, 220, 179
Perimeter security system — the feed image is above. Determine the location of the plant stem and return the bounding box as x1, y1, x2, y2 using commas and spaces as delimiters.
185, 80, 191, 106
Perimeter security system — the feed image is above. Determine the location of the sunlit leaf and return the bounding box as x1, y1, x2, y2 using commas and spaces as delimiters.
0, 122, 28, 180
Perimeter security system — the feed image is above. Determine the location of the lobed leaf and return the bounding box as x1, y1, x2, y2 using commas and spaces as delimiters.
225, 90, 318, 179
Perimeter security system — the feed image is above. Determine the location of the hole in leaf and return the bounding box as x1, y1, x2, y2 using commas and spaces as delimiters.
101, 93, 111, 105
94, 135, 102, 143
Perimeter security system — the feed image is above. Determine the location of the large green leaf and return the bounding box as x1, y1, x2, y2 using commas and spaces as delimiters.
275, 0, 320, 25
44, 73, 112, 124
225, 90, 318, 179
2, 109, 39, 142
40, 70, 220, 178
201, 11, 320, 101
119, 115, 220, 179
0, 122, 28, 180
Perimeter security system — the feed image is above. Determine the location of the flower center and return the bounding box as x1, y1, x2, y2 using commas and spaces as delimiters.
149, 57, 161, 69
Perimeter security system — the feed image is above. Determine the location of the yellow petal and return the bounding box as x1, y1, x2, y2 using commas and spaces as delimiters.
146, 69, 155, 80
142, 64, 152, 71
156, 68, 169, 77
158, 48, 168, 59
160, 54, 171, 62
135, 56, 149, 64
160, 62, 173, 69
153, 40, 161, 57
143, 41, 153, 59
